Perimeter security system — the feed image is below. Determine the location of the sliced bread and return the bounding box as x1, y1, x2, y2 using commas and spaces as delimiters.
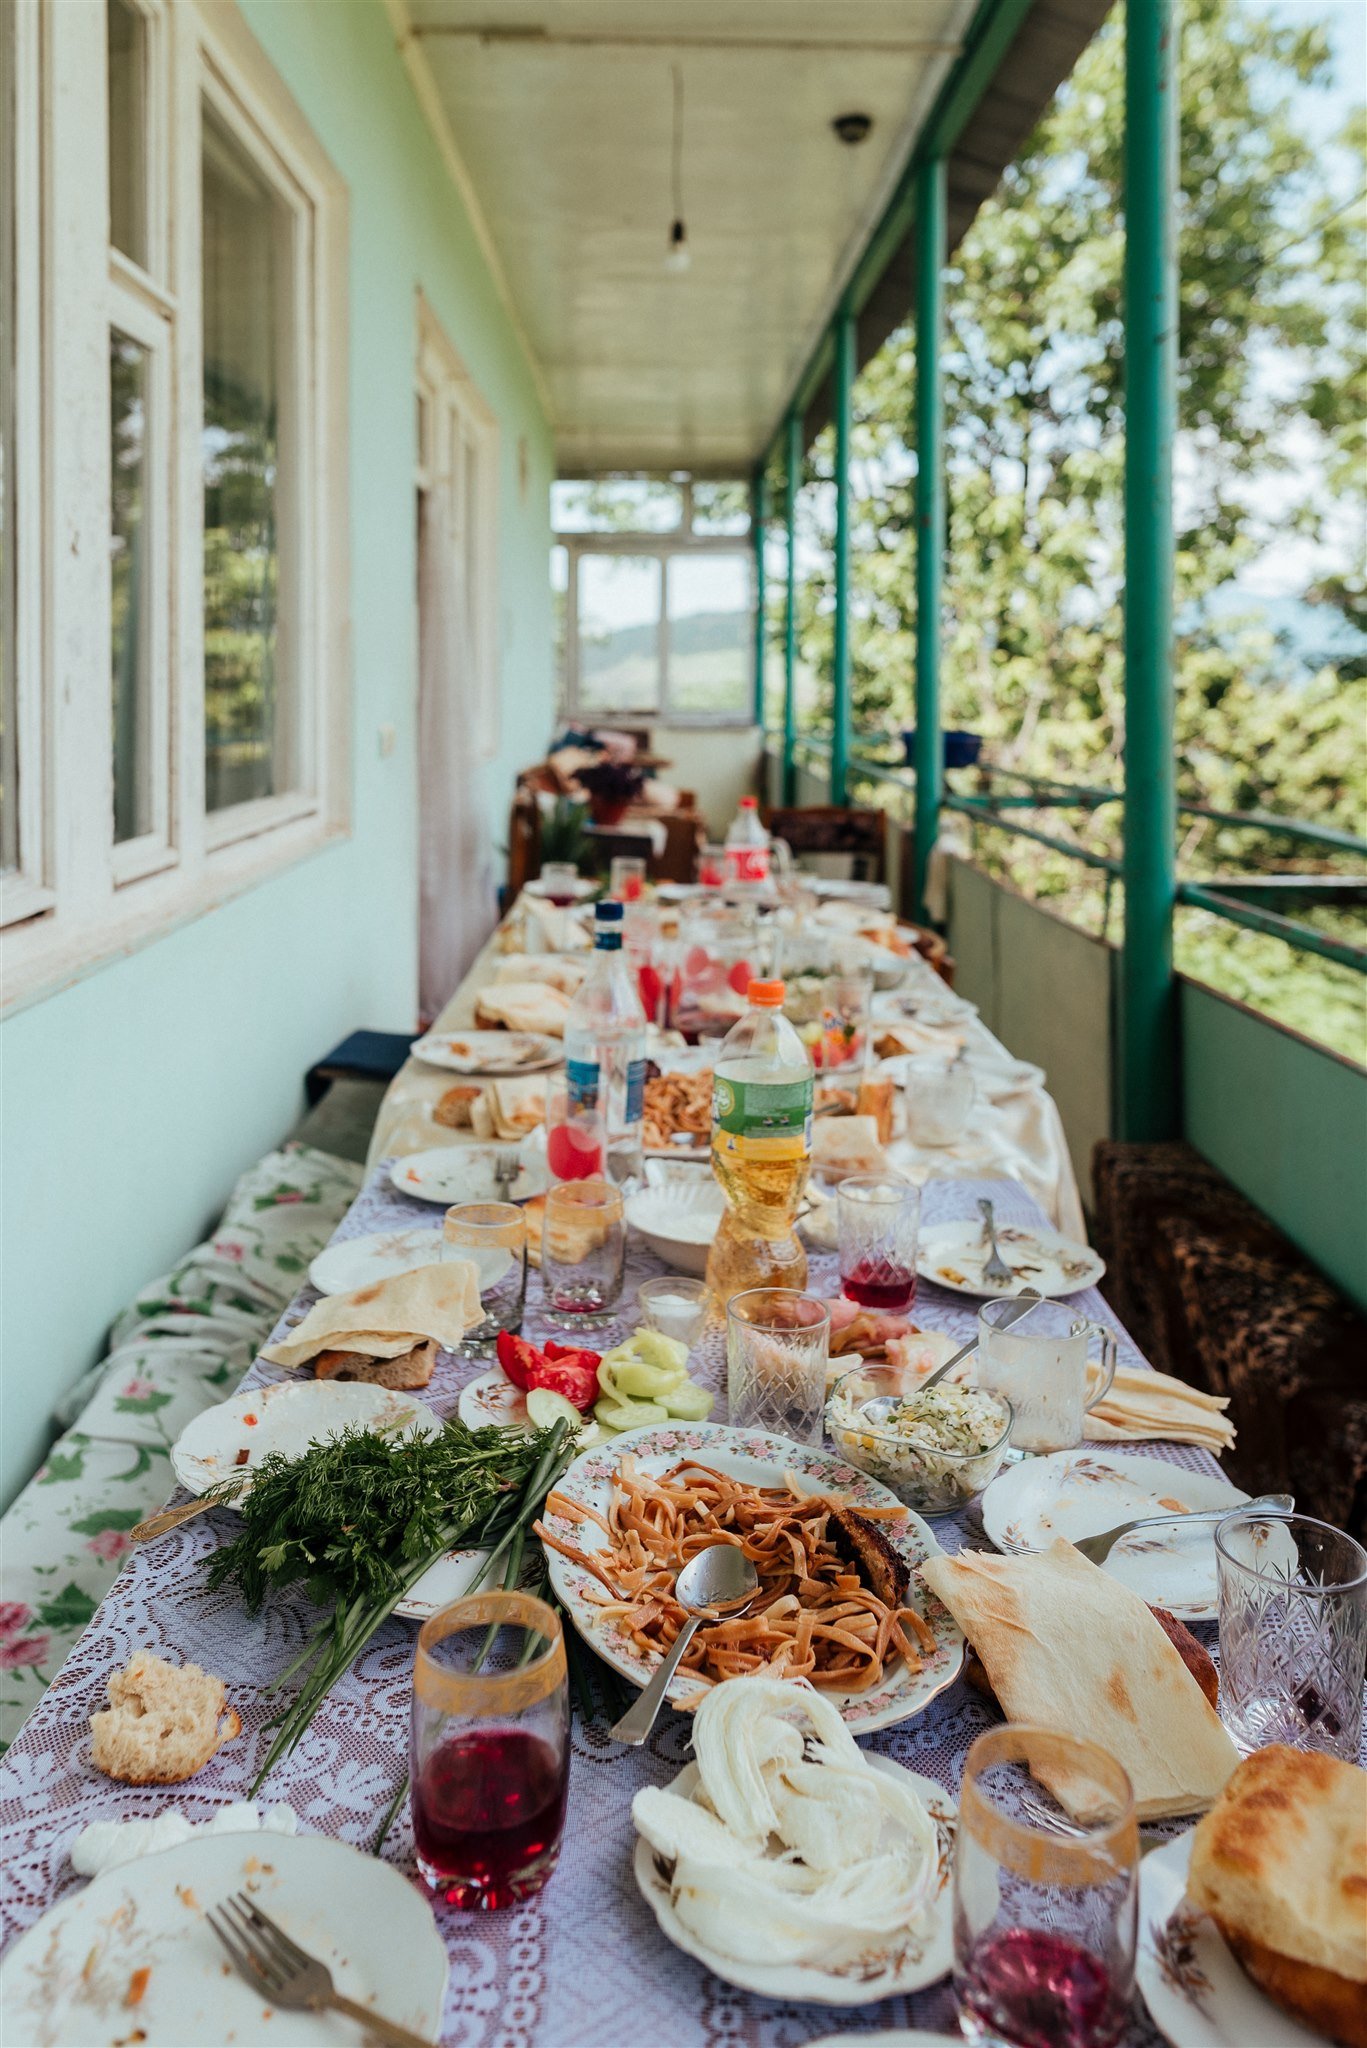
90, 1650, 240, 1785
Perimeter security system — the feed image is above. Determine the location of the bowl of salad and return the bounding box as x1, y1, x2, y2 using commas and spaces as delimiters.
825, 1363, 1013, 1515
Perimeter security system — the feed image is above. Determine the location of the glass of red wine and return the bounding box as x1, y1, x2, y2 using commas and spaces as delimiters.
836, 1173, 921, 1311
953, 1726, 1138, 2048
411, 1591, 570, 1910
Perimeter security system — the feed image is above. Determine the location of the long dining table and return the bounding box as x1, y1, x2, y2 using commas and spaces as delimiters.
1, 1150, 1208, 2046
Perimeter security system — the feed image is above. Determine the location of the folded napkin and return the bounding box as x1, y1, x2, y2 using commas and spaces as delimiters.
261, 1260, 481, 1371
1084, 1363, 1235, 1451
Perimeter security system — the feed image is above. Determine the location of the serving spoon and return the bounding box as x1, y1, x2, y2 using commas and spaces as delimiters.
610, 1542, 761, 1746
857, 1287, 1044, 1425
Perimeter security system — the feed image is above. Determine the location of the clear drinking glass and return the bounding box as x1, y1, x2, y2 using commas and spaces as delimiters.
609, 854, 646, 902
819, 969, 873, 1074
1215, 1509, 1367, 1760
410, 1591, 569, 1910
976, 1297, 1117, 1453
698, 842, 727, 888
726, 1288, 830, 1444
901, 1051, 977, 1146
837, 1173, 920, 1311
635, 1275, 710, 1352
953, 1725, 1138, 2048
443, 1202, 527, 1354
538, 861, 580, 906
544, 1081, 606, 1182
540, 1176, 626, 1327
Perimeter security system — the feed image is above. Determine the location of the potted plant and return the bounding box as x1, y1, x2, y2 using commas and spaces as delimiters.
576, 757, 647, 827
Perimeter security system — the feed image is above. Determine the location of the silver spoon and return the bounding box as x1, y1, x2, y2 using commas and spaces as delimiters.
978, 1197, 1014, 1286
610, 1543, 761, 1746
857, 1288, 1043, 1424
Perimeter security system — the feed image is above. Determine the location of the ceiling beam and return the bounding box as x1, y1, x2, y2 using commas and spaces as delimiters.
411, 28, 965, 56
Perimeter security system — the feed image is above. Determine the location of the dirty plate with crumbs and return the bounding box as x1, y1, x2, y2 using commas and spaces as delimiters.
170, 1381, 441, 1502
0, 1833, 446, 2046
915, 1220, 1105, 1299
981, 1449, 1248, 1619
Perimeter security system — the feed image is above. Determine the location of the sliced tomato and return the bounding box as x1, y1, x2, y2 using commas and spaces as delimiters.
495, 1330, 543, 1392
526, 1352, 600, 1411
542, 1341, 601, 1367
727, 958, 753, 995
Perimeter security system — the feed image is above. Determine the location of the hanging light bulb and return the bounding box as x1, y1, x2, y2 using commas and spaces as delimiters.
664, 64, 690, 275
664, 217, 691, 274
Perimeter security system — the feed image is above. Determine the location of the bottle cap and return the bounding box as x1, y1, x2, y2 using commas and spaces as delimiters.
748, 978, 785, 1006
594, 899, 624, 922
739, 796, 758, 810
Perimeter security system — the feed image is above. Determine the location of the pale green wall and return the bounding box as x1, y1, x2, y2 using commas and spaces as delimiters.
0, 0, 554, 1507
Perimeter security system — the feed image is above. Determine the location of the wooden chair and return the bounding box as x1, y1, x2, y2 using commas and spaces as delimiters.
762, 805, 886, 884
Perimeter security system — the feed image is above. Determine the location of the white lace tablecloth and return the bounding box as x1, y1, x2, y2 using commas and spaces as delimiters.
0, 1173, 1202, 2047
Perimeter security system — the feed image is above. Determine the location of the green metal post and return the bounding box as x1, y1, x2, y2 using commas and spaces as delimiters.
751, 471, 768, 730
782, 411, 801, 806
1119, 0, 1179, 1138
831, 300, 855, 805
912, 156, 946, 925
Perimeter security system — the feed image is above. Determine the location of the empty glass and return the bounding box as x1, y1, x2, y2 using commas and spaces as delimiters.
540, 1176, 626, 1327
976, 1297, 1117, 1453
410, 1592, 569, 1910
1215, 1510, 1367, 1760
901, 1051, 977, 1146
726, 1288, 830, 1444
953, 1726, 1138, 2048
837, 1173, 920, 1312
635, 1275, 710, 1352
443, 1202, 527, 1353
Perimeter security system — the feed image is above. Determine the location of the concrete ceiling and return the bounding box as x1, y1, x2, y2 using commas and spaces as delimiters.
402, 0, 979, 474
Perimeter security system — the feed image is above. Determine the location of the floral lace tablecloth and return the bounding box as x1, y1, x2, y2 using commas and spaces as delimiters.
0, 1171, 1205, 2048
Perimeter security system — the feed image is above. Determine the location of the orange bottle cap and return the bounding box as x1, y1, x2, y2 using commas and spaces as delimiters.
748, 978, 785, 1005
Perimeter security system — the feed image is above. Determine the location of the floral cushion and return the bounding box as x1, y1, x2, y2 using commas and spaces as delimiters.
0, 1143, 361, 1751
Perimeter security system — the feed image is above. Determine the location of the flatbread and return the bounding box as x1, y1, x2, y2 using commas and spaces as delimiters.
812, 1115, 887, 1180
918, 1538, 1239, 1820
474, 982, 572, 1036
1188, 1745, 1367, 1984
261, 1260, 482, 1371
493, 955, 589, 994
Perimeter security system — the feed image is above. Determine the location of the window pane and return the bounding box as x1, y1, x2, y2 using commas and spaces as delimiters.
107, 0, 147, 268
0, 6, 15, 873
577, 555, 662, 711
202, 106, 291, 814
666, 554, 750, 716
110, 330, 153, 843
554, 479, 681, 534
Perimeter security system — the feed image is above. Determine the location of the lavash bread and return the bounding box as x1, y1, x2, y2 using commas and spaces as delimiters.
1187, 1745, 1367, 2047
260, 1261, 481, 1375
918, 1538, 1239, 1820
492, 954, 589, 995
473, 982, 572, 1036
812, 1115, 887, 1182
91, 1651, 240, 1785
313, 1338, 438, 1390
964, 1603, 1219, 1711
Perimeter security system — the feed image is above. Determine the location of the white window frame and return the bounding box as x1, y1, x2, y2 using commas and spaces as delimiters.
1, 0, 349, 1015
0, 0, 50, 928
560, 526, 756, 730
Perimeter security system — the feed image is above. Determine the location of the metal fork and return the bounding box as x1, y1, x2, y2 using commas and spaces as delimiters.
493, 1150, 520, 1189
978, 1197, 1014, 1285
1018, 1792, 1166, 1857
207, 1891, 433, 2047
1073, 1491, 1293, 1566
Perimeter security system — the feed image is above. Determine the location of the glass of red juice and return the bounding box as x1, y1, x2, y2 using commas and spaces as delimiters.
953, 1726, 1138, 2048
545, 1085, 606, 1182
411, 1591, 569, 1910
836, 1174, 920, 1312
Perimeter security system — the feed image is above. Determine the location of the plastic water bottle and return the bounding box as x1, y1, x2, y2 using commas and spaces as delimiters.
706, 977, 813, 1303
563, 900, 647, 1188
724, 796, 770, 886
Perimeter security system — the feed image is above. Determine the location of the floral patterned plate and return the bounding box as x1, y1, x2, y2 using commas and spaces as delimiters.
981, 1449, 1247, 1619
633, 1757, 955, 2004
917, 1219, 1104, 1298
540, 1422, 966, 1733
1137, 1832, 1325, 2046
409, 1028, 560, 1075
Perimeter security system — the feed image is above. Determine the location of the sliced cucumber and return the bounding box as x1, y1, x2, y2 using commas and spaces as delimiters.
660, 1382, 714, 1422
593, 1394, 671, 1433
527, 1388, 588, 1432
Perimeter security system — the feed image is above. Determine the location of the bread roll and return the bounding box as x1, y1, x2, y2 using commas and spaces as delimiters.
91, 1651, 240, 1785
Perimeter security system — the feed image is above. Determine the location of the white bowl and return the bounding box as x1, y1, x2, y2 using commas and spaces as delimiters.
626, 1181, 726, 1275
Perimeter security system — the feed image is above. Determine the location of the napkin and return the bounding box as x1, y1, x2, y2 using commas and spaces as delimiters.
71, 1802, 298, 1876
261, 1260, 482, 1370
1084, 1364, 1235, 1451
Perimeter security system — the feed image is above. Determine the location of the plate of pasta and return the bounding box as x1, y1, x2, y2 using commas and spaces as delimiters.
534, 1421, 965, 1733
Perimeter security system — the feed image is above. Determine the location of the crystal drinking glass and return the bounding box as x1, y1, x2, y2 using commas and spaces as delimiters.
837, 1173, 920, 1311
410, 1591, 569, 1910
900, 1051, 977, 1146
540, 1176, 626, 1327
953, 1725, 1138, 2048
443, 1201, 527, 1354
725, 1288, 830, 1444
1215, 1509, 1367, 1760
635, 1275, 710, 1352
